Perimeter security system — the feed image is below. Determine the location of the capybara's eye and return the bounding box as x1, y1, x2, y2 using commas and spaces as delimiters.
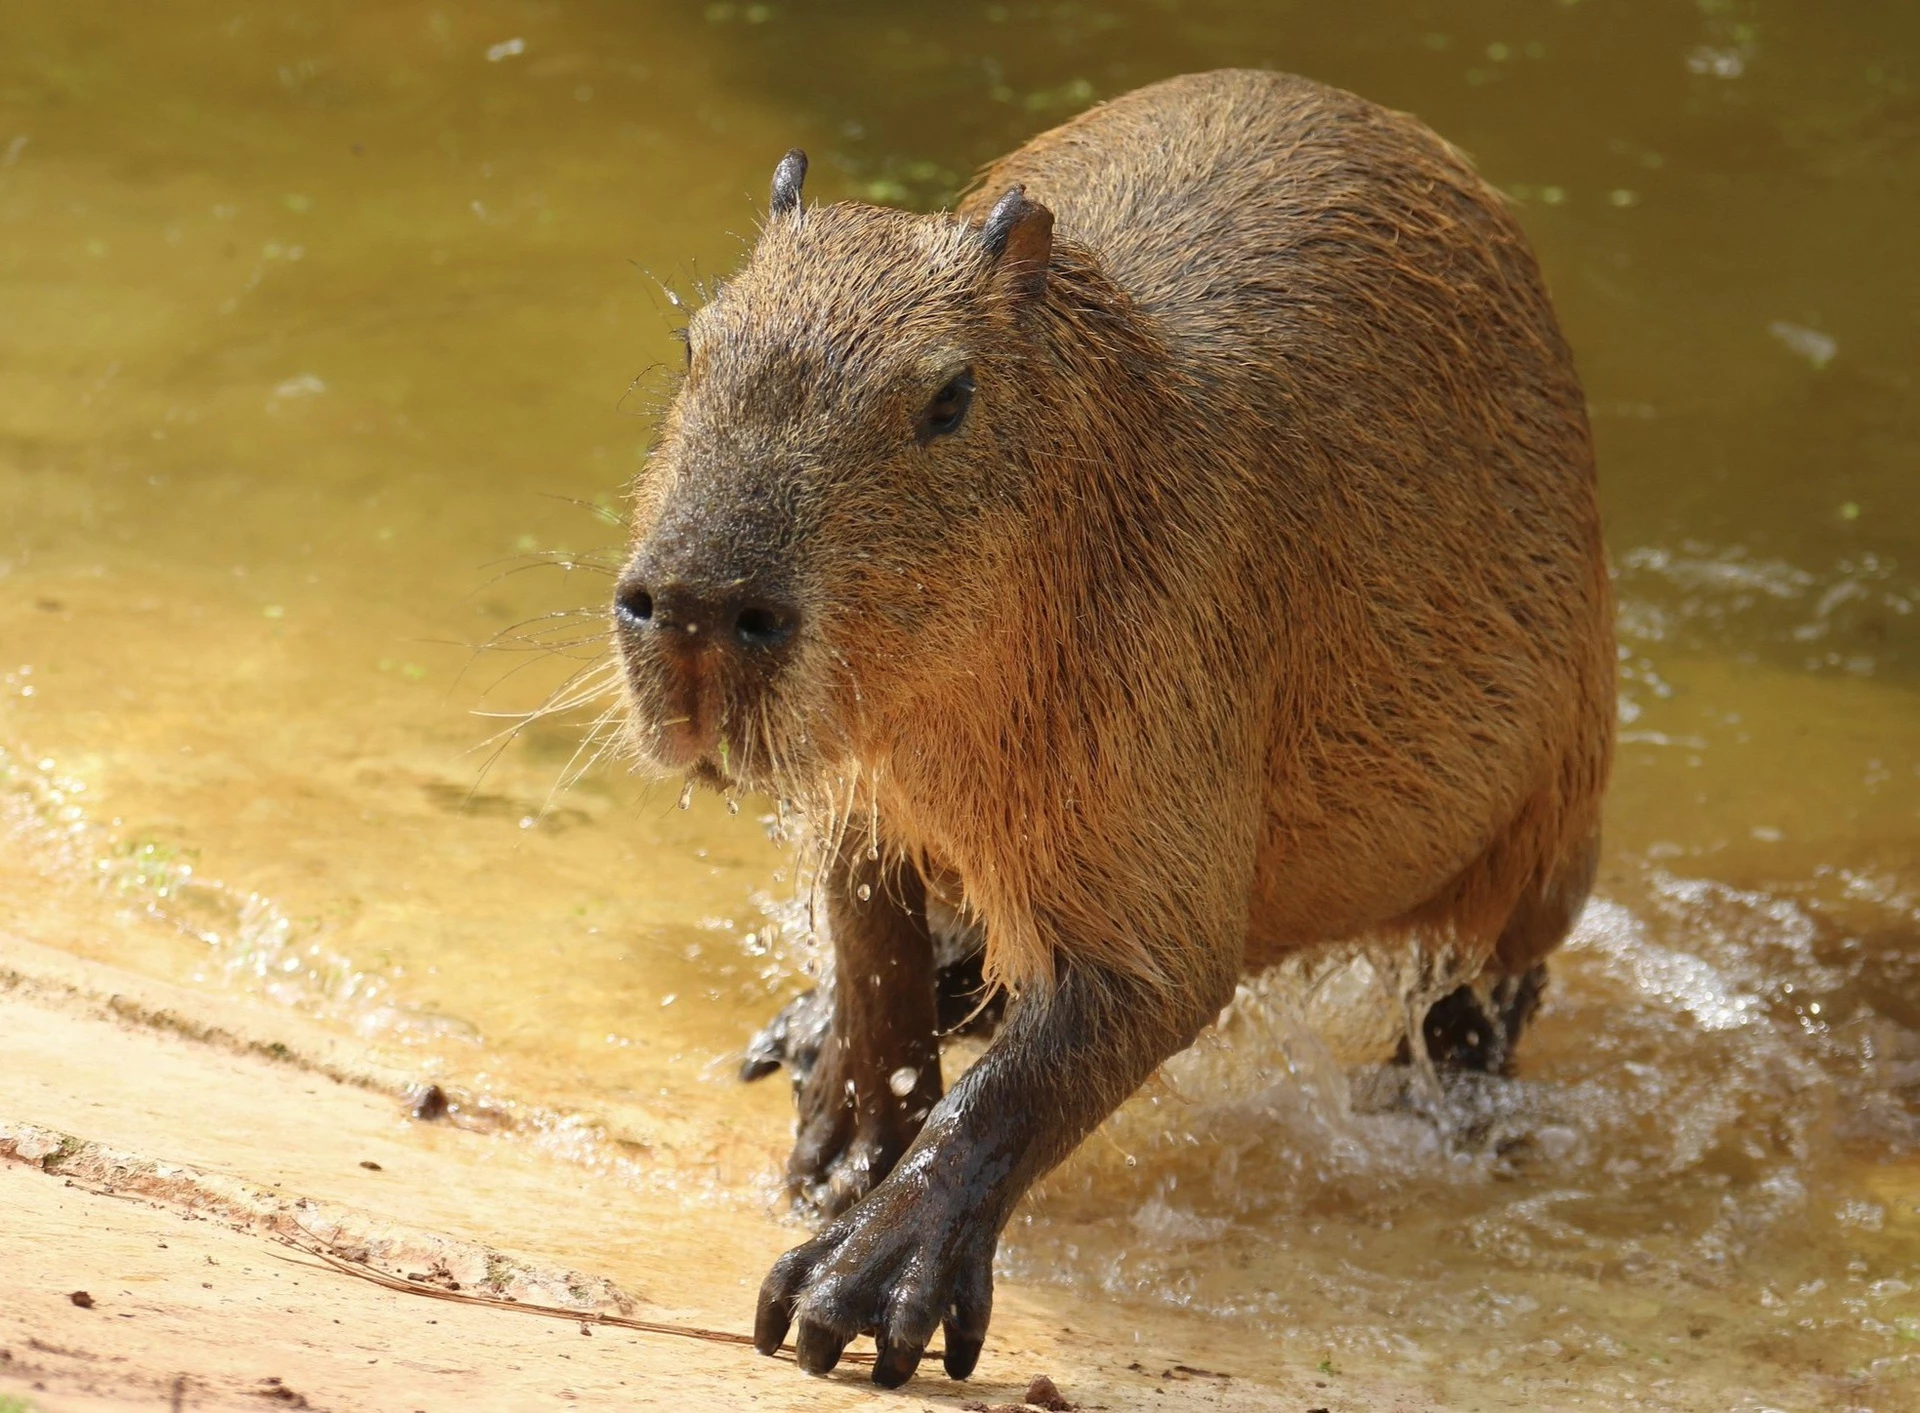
918, 371, 974, 443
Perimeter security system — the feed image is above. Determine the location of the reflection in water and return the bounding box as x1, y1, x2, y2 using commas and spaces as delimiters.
2, 2, 1918, 1408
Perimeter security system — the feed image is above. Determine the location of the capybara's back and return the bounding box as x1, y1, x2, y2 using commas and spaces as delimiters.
967, 69, 1613, 984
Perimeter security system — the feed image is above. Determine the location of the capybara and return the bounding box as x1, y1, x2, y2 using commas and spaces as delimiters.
612, 68, 1613, 1386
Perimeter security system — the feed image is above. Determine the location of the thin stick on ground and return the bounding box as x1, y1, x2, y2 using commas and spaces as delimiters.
276, 1236, 918, 1368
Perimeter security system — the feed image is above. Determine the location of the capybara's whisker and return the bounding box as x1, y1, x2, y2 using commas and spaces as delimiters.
469, 657, 621, 764
472, 553, 621, 583
534, 492, 627, 528
540, 703, 628, 816
473, 653, 618, 723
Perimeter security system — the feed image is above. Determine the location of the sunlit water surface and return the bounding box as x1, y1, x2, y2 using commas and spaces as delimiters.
3, 3, 1917, 1409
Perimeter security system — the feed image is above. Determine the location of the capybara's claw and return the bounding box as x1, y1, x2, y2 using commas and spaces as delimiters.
738, 984, 832, 1085
754, 1180, 994, 1385
738, 1051, 781, 1083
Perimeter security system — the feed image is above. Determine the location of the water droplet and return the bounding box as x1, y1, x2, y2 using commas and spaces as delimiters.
888, 1066, 919, 1098
867, 843, 880, 861
1125, 1155, 1138, 1168
677, 781, 694, 810
726, 797, 740, 815
855, 883, 873, 902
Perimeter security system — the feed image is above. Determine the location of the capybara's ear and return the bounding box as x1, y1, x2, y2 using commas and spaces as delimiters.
770, 148, 808, 218
979, 185, 1053, 300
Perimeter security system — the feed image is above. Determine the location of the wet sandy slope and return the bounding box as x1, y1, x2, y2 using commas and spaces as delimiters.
3, 929, 1334, 1413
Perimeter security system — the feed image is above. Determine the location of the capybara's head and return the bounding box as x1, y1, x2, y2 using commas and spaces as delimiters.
615, 151, 1055, 796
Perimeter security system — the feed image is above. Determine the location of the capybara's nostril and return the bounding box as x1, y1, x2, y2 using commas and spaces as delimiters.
734, 601, 798, 651
614, 582, 655, 628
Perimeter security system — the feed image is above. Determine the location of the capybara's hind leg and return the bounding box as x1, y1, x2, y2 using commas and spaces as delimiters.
1416, 831, 1599, 1073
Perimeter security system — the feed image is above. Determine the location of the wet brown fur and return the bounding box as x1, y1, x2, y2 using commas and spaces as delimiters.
623, 68, 1613, 1011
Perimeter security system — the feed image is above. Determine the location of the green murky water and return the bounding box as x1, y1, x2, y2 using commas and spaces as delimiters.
3, 3, 1917, 1408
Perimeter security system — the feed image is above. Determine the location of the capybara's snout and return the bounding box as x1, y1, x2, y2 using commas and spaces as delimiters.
612, 529, 805, 777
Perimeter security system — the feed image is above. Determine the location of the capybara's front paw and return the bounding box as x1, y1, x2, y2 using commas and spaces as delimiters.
753, 1177, 994, 1387
786, 1041, 937, 1217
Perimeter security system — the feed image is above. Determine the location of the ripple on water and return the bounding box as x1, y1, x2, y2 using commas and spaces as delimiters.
0, 740, 472, 1046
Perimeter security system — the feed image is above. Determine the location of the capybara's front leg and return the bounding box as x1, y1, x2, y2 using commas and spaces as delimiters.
754, 957, 1232, 1386
784, 842, 944, 1216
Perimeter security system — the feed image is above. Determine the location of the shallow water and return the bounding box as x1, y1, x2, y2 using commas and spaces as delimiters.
2, 2, 1917, 1408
